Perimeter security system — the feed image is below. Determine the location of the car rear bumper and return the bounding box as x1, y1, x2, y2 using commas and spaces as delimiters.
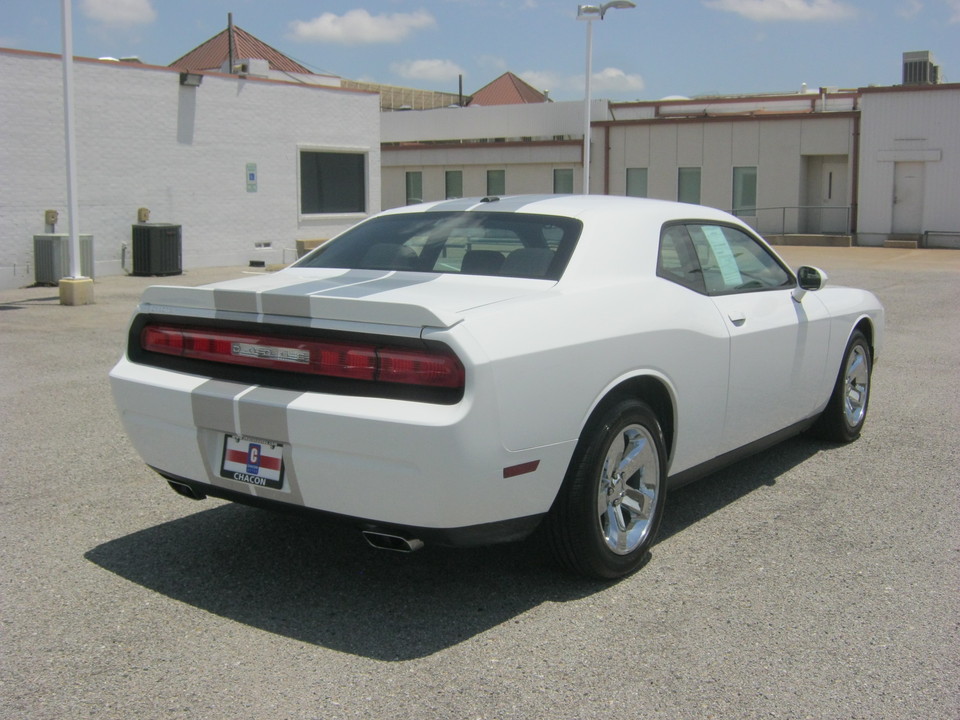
154, 468, 545, 547
109, 357, 575, 536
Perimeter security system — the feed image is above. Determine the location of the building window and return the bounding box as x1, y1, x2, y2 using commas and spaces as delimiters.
678, 167, 701, 205
445, 170, 463, 199
405, 171, 423, 205
626, 168, 648, 198
733, 166, 757, 216
486, 169, 506, 196
300, 150, 365, 214
554, 168, 574, 194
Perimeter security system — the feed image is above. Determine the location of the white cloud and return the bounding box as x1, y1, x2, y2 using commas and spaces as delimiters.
518, 70, 565, 93
476, 55, 509, 74
898, 0, 923, 19
702, 0, 858, 21
517, 68, 644, 98
391, 59, 465, 83
81, 0, 156, 27
947, 0, 960, 22
289, 9, 436, 45
591, 67, 645, 93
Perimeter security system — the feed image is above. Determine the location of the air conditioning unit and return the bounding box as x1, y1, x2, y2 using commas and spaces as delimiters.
132, 224, 182, 276
34, 234, 94, 285
902, 50, 940, 86
222, 58, 270, 78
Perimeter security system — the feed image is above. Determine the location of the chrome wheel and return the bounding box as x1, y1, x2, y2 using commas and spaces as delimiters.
843, 344, 869, 427
809, 329, 872, 443
597, 424, 661, 555
546, 398, 667, 578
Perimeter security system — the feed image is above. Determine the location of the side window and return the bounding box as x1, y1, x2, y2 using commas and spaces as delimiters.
687, 224, 792, 294
657, 224, 706, 294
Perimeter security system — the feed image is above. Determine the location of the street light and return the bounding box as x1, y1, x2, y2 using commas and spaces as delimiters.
578, 1, 635, 195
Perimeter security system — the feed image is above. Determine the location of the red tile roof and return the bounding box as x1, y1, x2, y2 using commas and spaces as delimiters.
468, 72, 548, 106
169, 25, 314, 75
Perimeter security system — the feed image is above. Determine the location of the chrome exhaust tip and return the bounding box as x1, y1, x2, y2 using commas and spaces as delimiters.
362, 530, 424, 553
167, 479, 206, 500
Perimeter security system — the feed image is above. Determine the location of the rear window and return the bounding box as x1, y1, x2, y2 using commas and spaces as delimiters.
296, 211, 583, 280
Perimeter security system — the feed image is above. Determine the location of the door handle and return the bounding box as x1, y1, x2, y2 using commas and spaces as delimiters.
728, 312, 746, 327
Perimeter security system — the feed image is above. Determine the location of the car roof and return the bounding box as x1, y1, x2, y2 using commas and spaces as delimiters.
379, 194, 737, 225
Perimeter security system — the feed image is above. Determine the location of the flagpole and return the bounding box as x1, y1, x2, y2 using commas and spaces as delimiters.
60, 0, 93, 304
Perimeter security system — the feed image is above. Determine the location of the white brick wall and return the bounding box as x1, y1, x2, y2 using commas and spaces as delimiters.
0, 49, 381, 289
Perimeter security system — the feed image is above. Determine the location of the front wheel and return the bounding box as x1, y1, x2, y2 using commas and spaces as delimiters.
809, 329, 872, 442
545, 399, 667, 579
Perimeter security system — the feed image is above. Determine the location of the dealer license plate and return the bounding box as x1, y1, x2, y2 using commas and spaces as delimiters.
220, 435, 285, 489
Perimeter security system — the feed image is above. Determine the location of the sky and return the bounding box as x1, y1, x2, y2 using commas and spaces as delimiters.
1, 0, 958, 101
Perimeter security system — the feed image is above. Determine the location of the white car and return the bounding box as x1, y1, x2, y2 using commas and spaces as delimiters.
110, 195, 884, 578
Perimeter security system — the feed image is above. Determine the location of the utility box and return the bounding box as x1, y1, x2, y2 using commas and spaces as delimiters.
132, 224, 182, 276
34, 234, 94, 284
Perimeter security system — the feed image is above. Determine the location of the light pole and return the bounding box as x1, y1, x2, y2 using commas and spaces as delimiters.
577, 1, 635, 195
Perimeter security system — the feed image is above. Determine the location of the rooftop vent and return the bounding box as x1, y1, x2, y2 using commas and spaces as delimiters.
902, 51, 940, 86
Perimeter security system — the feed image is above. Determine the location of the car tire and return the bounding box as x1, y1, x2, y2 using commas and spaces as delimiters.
809, 329, 872, 443
545, 398, 667, 579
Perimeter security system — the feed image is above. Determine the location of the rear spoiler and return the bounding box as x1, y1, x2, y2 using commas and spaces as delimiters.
139, 284, 463, 329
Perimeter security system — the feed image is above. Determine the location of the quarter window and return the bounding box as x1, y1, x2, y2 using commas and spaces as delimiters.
300, 151, 365, 214
657, 225, 706, 293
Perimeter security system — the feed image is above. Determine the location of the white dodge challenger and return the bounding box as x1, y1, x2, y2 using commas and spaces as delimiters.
110, 195, 884, 578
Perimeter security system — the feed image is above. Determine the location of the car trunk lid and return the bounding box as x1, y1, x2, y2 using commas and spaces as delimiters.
139, 268, 552, 330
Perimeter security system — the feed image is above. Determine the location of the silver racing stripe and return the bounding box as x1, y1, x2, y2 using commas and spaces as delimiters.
211, 288, 259, 313
191, 380, 243, 433
236, 387, 297, 441
234, 387, 306, 506
190, 379, 306, 505
304, 272, 437, 300
424, 195, 559, 213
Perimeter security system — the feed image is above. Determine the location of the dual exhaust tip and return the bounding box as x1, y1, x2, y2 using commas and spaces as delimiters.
362, 530, 424, 553
167, 480, 424, 553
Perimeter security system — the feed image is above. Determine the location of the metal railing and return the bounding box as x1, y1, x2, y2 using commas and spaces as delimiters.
922, 230, 960, 249
735, 206, 852, 236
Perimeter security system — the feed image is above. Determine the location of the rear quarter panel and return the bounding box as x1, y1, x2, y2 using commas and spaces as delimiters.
454, 277, 732, 475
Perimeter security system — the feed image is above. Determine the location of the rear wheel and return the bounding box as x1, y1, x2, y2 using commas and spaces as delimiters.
810, 330, 872, 442
546, 399, 667, 579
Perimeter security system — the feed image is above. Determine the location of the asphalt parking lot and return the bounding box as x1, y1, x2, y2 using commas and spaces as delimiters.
1, 246, 958, 719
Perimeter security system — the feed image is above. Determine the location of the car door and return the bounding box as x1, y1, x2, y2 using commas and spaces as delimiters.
684, 223, 832, 452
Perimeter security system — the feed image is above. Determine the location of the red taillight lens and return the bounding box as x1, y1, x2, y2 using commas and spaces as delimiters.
377, 347, 465, 389
140, 325, 464, 389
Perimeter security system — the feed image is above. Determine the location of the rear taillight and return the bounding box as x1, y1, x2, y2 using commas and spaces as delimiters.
140, 324, 465, 389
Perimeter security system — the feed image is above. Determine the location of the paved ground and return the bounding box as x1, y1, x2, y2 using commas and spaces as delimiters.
1, 248, 958, 719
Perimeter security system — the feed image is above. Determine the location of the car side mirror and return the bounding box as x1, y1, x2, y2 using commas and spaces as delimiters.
793, 265, 828, 303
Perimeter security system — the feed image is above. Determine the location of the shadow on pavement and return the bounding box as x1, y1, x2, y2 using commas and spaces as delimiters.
86, 436, 824, 660
86, 503, 599, 661
660, 435, 823, 542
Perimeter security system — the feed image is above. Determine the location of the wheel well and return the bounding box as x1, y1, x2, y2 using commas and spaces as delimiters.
587, 376, 675, 462
853, 318, 875, 361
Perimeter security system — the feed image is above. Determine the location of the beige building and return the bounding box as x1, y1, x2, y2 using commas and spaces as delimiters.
381, 81, 959, 248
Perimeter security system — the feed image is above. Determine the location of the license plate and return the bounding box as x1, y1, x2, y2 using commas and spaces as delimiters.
220, 435, 285, 489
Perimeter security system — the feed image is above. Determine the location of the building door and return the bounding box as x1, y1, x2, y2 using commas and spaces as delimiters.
819, 159, 848, 233
803, 156, 848, 233
893, 162, 924, 234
